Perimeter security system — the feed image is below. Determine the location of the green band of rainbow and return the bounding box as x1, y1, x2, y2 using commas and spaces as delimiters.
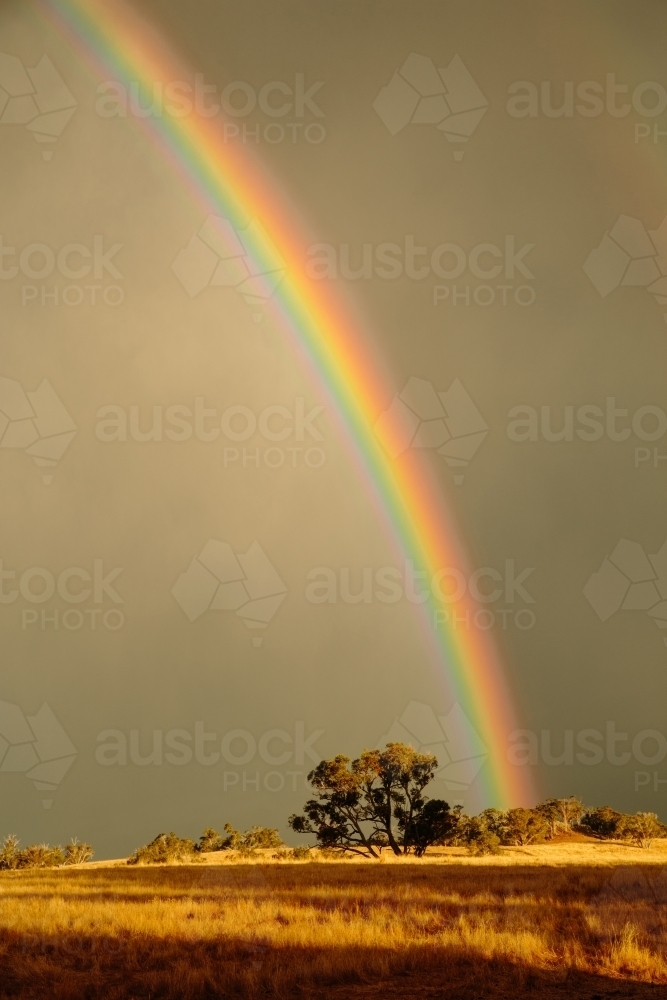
40, 0, 537, 807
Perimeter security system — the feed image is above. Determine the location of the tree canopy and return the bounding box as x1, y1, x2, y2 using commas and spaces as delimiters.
289, 742, 460, 857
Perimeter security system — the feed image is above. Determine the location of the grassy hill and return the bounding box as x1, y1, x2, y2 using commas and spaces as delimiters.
1, 840, 666, 998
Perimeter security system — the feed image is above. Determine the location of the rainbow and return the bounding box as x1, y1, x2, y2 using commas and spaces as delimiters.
39, 0, 536, 807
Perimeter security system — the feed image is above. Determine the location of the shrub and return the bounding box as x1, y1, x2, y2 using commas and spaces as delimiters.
458, 817, 502, 856
196, 824, 283, 854
128, 832, 196, 865
243, 825, 283, 849
315, 846, 340, 860
273, 846, 339, 861
17, 844, 65, 868
618, 812, 663, 849
196, 827, 224, 852
63, 838, 94, 865
290, 846, 311, 860
468, 829, 502, 856
0, 835, 21, 870
219, 823, 243, 850
0, 835, 89, 870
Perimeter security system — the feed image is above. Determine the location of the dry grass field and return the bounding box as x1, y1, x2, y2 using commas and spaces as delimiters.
1, 840, 667, 999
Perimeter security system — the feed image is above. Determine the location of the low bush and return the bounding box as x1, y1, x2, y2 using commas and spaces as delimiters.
290, 845, 312, 860
272, 846, 312, 861
196, 823, 282, 854
458, 818, 502, 856
130, 825, 283, 865
196, 827, 224, 852
127, 832, 196, 865
467, 830, 502, 856
0, 835, 93, 869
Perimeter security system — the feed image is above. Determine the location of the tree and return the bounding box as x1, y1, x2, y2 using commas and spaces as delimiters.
289, 754, 380, 858
578, 806, 622, 840
503, 807, 548, 846
559, 796, 585, 830
618, 812, 663, 850
289, 742, 454, 857
479, 808, 508, 841
400, 798, 461, 857
536, 797, 584, 837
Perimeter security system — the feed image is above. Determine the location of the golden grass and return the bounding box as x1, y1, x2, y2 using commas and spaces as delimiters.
1, 842, 667, 999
